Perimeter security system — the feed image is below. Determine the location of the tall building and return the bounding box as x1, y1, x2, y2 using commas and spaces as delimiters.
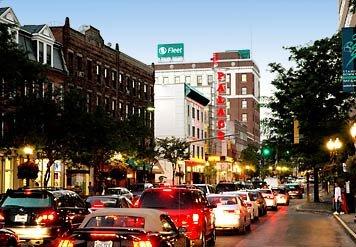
155, 83, 209, 184
155, 51, 260, 159
339, 0, 356, 29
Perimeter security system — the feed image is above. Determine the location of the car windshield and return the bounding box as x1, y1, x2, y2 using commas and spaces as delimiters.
1, 192, 51, 208
140, 190, 202, 209
195, 185, 207, 193
208, 196, 237, 205
216, 183, 236, 193
86, 197, 118, 208
128, 184, 145, 192
287, 185, 300, 190
260, 190, 272, 194
85, 215, 145, 229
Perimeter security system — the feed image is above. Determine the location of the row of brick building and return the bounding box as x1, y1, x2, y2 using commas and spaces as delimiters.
0, 7, 155, 193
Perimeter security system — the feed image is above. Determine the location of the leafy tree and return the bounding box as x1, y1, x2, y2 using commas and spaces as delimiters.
266, 33, 355, 202
156, 137, 190, 185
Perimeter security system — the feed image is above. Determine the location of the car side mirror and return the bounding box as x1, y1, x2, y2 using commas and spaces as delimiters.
178, 227, 187, 236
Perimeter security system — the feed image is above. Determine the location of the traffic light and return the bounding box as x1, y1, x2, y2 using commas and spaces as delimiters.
262, 146, 271, 158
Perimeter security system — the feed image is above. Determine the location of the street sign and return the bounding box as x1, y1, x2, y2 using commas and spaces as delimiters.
157, 43, 184, 59
238, 49, 251, 59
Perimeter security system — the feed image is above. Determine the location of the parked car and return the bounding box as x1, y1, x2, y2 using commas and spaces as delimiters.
0, 228, 18, 247
56, 208, 190, 247
271, 188, 290, 205
259, 188, 278, 210
193, 184, 216, 195
0, 188, 90, 246
85, 195, 132, 212
106, 187, 133, 201
207, 194, 251, 234
247, 190, 268, 216
137, 187, 216, 247
223, 191, 259, 221
285, 183, 303, 199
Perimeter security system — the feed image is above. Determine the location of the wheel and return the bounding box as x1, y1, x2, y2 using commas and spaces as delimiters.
7, 239, 17, 247
207, 228, 216, 247
194, 231, 206, 247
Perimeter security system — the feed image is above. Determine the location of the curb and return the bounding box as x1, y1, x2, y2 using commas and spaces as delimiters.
295, 206, 331, 214
333, 214, 356, 243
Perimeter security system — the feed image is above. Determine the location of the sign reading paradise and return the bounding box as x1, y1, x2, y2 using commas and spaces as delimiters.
157, 43, 184, 59
342, 27, 356, 92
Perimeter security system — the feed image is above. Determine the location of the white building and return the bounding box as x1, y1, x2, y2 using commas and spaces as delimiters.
155, 83, 209, 184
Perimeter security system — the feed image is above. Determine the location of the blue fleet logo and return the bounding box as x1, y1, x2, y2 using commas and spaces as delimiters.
158, 47, 168, 55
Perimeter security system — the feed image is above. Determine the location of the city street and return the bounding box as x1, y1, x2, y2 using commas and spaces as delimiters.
215, 199, 354, 247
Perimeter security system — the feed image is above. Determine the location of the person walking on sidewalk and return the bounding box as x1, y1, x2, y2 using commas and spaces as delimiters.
334, 183, 342, 214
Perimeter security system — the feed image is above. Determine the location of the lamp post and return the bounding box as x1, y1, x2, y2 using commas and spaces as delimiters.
23, 145, 34, 161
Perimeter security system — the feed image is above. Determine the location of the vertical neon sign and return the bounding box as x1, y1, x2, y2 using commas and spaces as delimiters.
213, 53, 226, 141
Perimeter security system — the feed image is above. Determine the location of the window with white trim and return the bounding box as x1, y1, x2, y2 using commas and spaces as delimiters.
242, 113, 247, 122
241, 87, 247, 95
242, 99, 247, 109
241, 74, 247, 82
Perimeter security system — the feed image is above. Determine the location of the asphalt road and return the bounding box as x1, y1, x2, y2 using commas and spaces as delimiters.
215, 199, 354, 247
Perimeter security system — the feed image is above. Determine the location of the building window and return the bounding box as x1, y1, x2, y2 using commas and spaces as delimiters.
241, 87, 247, 95
241, 74, 247, 82
119, 73, 122, 83
96, 94, 100, 106
226, 73, 231, 83
163, 77, 169, 84
192, 145, 195, 157
87, 60, 92, 80
77, 55, 82, 71
197, 75, 202, 86
46, 44, 52, 65
185, 76, 191, 84
112, 100, 116, 111
197, 109, 200, 121
187, 105, 190, 117
188, 124, 190, 136
197, 146, 200, 158
96, 65, 100, 75
174, 76, 180, 84
208, 75, 213, 85
68, 52, 73, 73
201, 147, 204, 158
242, 99, 247, 109
197, 128, 200, 139
104, 68, 108, 78
192, 126, 195, 137
38, 41, 44, 63
201, 112, 204, 122
192, 107, 195, 119
242, 113, 247, 122
201, 130, 204, 140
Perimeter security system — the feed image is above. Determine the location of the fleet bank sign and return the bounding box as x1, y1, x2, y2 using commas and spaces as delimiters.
342, 27, 356, 92
157, 43, 184, 59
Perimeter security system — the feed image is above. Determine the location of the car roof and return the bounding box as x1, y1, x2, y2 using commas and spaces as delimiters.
207, 194, 236, 197
79, 208, 167, 232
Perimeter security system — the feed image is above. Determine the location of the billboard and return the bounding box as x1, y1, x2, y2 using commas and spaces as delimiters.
157, 43, 184, 59
238, 49, 251, 59
342, 27, 356, 92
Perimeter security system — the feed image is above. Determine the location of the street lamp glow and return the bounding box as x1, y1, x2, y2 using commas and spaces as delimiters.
23, 146, 34, 156
268, 166, 273, 170
326, 138, 335, 151
334, 138, 342, 150
147, 106, 155, 112
350, 123, 356, 139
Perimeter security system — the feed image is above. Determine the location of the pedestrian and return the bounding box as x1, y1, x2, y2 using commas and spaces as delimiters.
340, 187, 348, 214
88, 182, 95, 196
333, 183, 342, 214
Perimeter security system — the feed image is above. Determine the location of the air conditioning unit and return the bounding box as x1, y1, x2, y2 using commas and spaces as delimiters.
78, 71, 85, 77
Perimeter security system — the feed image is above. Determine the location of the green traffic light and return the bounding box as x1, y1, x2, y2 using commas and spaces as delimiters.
262, 147, 271, 157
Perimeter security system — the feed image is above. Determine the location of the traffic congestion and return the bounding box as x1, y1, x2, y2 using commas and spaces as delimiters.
0, 177, 306, 247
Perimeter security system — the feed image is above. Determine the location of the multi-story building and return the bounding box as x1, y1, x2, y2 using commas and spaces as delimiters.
155, 83, 209, 184
155, 51, 260, 159
0, 8, 156, 193
338, 0, 356, 29
0, 7, 67, 191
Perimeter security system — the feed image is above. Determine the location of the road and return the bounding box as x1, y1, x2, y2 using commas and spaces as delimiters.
215, 199, 354, 247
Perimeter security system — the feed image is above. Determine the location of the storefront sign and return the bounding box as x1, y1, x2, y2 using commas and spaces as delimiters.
238, 49, 251, 59
157, 43, 184, 59
342, 27, 356, 92
213, 53, 226, 141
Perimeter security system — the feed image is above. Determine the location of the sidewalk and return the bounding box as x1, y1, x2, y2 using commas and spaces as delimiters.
295, 188, 356, 243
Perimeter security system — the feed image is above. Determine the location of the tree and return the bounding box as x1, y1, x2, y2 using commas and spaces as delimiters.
266, 33, 355, 202
156, 137, 190, 185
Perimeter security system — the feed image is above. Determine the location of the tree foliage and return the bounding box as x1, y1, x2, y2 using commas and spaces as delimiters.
156, 137, 190, 185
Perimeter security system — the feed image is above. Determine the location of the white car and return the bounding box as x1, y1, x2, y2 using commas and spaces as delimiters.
207, 194, 251, 234
193, 184, 216, 195
106, 187, 133, 201
271, 188, 290, 205
223, 191, 259, 221
259, 189, 278, 210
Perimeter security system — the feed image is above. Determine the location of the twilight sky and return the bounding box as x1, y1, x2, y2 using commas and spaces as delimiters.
1, 0, 338, 98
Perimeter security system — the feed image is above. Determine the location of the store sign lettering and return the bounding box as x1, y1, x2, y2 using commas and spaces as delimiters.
213, 52, 226, 141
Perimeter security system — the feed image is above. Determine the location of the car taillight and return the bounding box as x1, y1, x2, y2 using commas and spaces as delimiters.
57, 239, 74, 247
133, 240, 153, 247
0, 210, 4, 221
36, 210, 57, 225
192, 213, 199, 224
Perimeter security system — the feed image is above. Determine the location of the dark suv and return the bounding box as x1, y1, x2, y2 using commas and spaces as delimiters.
137, 187, 216, 247
0, 188, 90, 246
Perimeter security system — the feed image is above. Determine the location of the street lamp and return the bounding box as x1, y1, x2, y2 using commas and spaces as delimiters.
23, 145, 34, 160
326, 138, 342, 155
350, 123, 356, 153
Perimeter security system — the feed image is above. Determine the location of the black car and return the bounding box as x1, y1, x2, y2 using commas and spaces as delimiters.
0, 188, 90, 246
85, 195, 132, 212
55, 208, 189, 247
0, 228, 19, 247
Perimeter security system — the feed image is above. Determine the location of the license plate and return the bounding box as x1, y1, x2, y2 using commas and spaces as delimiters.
94, 240, 113, 247
14, 214, 27, 222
